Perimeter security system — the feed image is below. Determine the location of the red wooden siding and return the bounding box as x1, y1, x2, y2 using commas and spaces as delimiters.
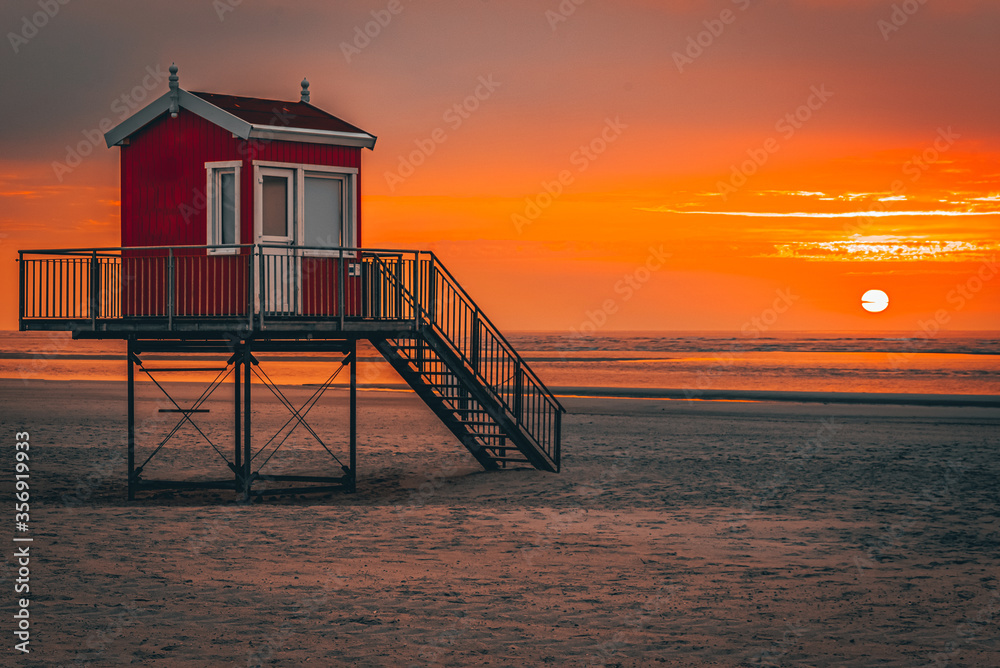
121, 109, 362, 249
300, 258, 361, 316
121, 109, 240, 248
121, 253, 249, 317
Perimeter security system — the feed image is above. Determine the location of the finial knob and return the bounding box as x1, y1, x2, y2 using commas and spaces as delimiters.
300, 77, 310, 103
168, 63, 180, 118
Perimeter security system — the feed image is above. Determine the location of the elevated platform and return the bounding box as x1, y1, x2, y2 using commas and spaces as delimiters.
32, 318, 417, 338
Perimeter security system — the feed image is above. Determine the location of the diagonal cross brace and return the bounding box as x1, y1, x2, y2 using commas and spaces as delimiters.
136, 355, 235, 472
249, 352, 353, 472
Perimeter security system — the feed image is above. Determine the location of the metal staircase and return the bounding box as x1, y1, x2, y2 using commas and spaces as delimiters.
368, 254, 563, 472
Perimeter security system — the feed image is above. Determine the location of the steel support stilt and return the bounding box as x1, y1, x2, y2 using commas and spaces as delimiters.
243, 343, 252, 500
127, 339, 135, 501
234, 346, 242, 497
348, 339, 357, 493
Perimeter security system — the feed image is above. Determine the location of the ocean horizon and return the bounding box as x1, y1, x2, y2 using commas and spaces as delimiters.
2, 329, 996, 398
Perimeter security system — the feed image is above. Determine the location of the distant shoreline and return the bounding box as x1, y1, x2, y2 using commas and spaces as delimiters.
552, 386, 1000, 408
3, 378, 997, 408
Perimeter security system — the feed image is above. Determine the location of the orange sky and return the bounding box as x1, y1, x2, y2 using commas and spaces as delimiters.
1, 0, 998, 332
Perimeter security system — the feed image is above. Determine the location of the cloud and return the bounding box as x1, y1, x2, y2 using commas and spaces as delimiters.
763, 237, 998, 262
640, 208, 1000, 218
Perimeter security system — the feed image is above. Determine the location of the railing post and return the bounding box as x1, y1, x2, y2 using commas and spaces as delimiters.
246, 247, 253, 332
471, 309, 481, 374
363, 254, 371, 319
89, 250, 99, 330
513, 363, 523, 424
394, 256, 402, 318
258, 246, 266, 330
412, 252, 420, 330
338, 248, 345, 331
427, 260, 437, 328
554, 408, 561, 472
17, 252, 24, 330
166, 248, 175, 331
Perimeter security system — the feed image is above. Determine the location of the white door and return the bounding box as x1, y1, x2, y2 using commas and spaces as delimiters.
256, 168, 296, 314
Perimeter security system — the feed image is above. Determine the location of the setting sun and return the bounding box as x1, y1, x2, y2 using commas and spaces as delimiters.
861, 289, 889, 313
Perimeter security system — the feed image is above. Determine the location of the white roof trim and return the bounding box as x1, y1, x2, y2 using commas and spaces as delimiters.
103, 91, 171, 147
248, 125, 376, 149
104, 88, 375, 149
180, 90, 254, 138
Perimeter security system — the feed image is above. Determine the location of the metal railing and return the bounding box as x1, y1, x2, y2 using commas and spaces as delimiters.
415, 254, 564, 465
362, 250, 564, 463
19, 244, 417, 329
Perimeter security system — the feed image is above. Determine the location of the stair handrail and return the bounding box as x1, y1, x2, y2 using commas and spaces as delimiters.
419, 251, 565, 414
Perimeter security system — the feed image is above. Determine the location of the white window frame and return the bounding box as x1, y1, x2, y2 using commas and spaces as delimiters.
254, 166, 296, 244
205, 161, 241, 255
252, 160, 358, 257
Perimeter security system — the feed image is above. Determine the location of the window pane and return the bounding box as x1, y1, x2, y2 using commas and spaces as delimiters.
262, 175, 289, 237
304, 176, 343, 248
220, 172, 236, 244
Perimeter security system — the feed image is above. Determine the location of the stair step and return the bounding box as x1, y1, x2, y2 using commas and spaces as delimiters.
373, 328, 560, 474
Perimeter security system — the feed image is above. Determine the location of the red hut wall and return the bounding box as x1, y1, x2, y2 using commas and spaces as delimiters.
120, 109, 363, 317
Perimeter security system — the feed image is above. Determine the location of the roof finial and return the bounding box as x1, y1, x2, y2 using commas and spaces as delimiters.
168, 63, 180, 118
300, 77, 310, 103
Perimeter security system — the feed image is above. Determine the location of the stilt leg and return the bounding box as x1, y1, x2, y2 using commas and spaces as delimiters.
243, 343, 252, 500
349, 339, 357, 493
234, 347, 242, 498
127, 339, 135, 501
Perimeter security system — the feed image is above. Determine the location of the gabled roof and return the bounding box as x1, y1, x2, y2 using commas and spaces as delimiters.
104, 88, 377, 149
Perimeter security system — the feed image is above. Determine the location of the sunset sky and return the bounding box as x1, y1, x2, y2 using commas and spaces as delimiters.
1, 0, 997, 332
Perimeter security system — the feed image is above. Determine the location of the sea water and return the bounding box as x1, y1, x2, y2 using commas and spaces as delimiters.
1, 330, 996, 397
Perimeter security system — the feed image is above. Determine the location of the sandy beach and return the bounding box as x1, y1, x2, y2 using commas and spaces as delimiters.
2, 378, 998, 667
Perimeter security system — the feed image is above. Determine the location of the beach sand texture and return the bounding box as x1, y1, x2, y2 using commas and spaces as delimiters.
1, 379, 998, 667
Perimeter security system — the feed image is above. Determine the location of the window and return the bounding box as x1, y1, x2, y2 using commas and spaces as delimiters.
252, 161, 357, 256
206, 161, 241, 254
260, 171, 293, 239
303, 174, 345, 249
